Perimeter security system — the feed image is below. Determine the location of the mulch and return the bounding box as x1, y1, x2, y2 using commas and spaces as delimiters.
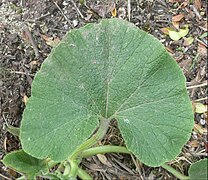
0, 0, 207, 179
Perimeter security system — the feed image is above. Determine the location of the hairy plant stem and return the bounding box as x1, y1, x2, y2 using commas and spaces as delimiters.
46, 120, 189, 180
81, 145, 131, 158
161, 163, 189, 180
63, 162, 71, 177
47, 159, 58, 169
67, 160, 78, 178
69, 118, 111, 160
67, 118, 111, 178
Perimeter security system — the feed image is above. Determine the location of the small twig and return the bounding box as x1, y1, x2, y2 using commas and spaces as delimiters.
191, 5, 202, 19
71, 0, 84, 19
130, 154, 144, 180
0, 67, 35, 77
48, 28, 68, 32
10, 70, 35, 77
192, 152, 208, 156
189, 149, 207, 157
36, 12, 51, 21
0, 173, 11, 180
186, 80, 207, 86
190, 53, 200, 70
127, 0, 131, 21
194, 97, 208, 102
2, 113, 9, 126
53, 1, 73, 27
186, 82, 207, 89
186, 82, 194, 85
198, 25, 207, 31
25, 13, 51, 23
20, 0, 25, 7
23, 25, 40, 58
196, 38, 207, 47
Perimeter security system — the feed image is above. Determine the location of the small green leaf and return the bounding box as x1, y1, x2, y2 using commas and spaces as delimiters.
189, 159, 208, 180
167, 25, 189, 41
178, 25, 189, 37
200, 32, 207, 39
194, 102, 207, 114
5, 124, 20, 137
41, 173, 61, 179
16, 176, 26, 180
168, 30, 181, 41
183, 37, 194, 46
2, 150, 48, 179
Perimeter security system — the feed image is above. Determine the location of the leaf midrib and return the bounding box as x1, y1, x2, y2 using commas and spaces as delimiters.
103, 26, 148, 119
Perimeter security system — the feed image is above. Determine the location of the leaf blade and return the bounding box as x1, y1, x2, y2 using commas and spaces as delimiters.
20, 18, 194, 166
2, 150, 48, 178
189, 159, 208, 180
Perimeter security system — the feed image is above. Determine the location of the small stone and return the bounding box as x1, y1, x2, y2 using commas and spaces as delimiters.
63, 1, 69, 6
64, 24, 69, 29
72, 19, 78, 27
200, 119, 206, 125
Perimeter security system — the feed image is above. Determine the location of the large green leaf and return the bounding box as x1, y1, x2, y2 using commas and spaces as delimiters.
2, 150, 48, 179
189, 159, 208, 180
20, 18, 193, 166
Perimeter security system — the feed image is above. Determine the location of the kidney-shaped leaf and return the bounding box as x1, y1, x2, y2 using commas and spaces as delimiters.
189, 159, 208, 180
20, 18, 193, 166
2, 150, 48, 179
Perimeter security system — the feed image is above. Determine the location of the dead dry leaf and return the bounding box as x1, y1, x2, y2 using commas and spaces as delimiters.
97, 154, 112, 167
179, 59, 192, 75
189, 140, 199, 148
41, 34, 60, 47
160, 27, 170, 35
194, 0, 202, 10
21, 31, 30, 43
194, 124, 207, 134
172, 21, 180, 30
90, 4, 107, 17
197, 43, 207, 57
180, 1, 189, 8
172, 14, 185, 22
166, 46, 174, 54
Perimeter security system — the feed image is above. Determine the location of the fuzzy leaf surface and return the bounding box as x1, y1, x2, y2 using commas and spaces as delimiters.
189, 159, 208, 180
20, 18, 193, 166
2, 150, 48, 179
